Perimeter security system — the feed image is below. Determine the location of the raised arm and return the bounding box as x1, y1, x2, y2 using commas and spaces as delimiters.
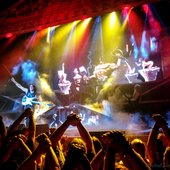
76, 121, 95, 152
1, 135, 32, 165
90, 147, 107, 170
17, 133, 58, 170
43, 144, 60, 170
146, 114, 169, 166
110, 130, 151, 170
50, 113, 81, 147
0, 116, 7, 149
153, 114, 170, 145
11, 77, 28, 93
7, 108, 33, 137
90, 132, 112, 170
25, 109, 36, 151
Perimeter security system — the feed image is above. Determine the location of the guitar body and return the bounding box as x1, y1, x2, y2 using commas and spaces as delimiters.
22, 95, 53, 107
22, 95, 37, 106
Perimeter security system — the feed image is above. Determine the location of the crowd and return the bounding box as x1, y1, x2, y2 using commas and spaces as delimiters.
0, 107, 170, 170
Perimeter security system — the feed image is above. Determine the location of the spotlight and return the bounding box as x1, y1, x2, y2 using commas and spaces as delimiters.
5, 33, 13, 38
81, 15, 88, 20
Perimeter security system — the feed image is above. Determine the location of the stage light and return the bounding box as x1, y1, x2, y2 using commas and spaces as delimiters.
81, 15, 88, 20
121, 7, 132, 30
150, 36, 157, 52
140, 30, 149, 58
73, 17, 92, 57
122, 6, 131, 16
130, 34, 139, 59
109, 12, 117, 28
142, 4, 149, 14
102, 11, 122, 60
142, 4, 161, 38
47, 27, 51, 43
46, 26, 56, 44
5, 33, 13, 38
37, 26, 44, 30
82, 17, 91, 26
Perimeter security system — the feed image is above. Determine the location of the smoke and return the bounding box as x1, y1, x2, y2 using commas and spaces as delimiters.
143, 113, 154, 129
77, 101, 154, 134
1, 116, 15, 127
102, 110, 148, 132
21, 60, 38, 84
12, 59, 56, 101
12, 63, 21, 75
38, 73, 56, 101
12, 59, 38, 85
165, 110, 170, 127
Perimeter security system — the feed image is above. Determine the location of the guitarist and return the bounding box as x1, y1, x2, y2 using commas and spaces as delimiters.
11, 77, 40, 112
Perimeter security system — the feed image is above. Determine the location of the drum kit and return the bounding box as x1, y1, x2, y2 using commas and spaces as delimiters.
138, 66, 160, 82
93, 62, 119, 81
93, 62, 160, 83
57, 59, 160, 96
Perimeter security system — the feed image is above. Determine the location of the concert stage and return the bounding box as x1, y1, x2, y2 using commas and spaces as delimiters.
1, 78, 170, 135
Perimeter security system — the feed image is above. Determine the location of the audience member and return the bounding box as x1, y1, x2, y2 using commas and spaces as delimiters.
0, 108, 35, 169
147, 114, 170, 170
0, 115, 7, 159
131, 138, 149, 164
91, 130, 151, 170
1, 100, 170, 170
49, 112, 96, 165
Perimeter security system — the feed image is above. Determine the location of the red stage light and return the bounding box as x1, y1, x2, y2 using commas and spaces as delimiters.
5, 33, 13, 38
81, 15, 88, 20
142, 4, 149, 13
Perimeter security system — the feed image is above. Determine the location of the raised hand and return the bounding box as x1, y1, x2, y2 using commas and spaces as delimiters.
100, 131, 113, 146
103, 131, 131, 154
36, 133, 52, 153
152, 114, 167, 127
11, 135, 26, 148
67, 113, 81, 126
23, 108, 34, 117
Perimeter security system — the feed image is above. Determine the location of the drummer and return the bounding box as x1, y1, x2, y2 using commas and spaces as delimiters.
93, 59, 119, 82
93, 61, 109, 81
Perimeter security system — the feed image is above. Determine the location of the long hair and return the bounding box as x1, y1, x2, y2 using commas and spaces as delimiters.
28, 84, 36, 93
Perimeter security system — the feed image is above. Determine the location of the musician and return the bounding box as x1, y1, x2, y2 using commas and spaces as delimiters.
111, 49, 136, 83
11, 77, 40, 111
112, 49, 135, 74
93, 61, 109, 82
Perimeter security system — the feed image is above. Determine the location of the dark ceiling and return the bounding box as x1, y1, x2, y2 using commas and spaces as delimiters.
0, 0, 169, 38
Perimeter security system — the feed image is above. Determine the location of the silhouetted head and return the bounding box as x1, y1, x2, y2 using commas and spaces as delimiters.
62, 138, 91, 170
131, 138, 145, 158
